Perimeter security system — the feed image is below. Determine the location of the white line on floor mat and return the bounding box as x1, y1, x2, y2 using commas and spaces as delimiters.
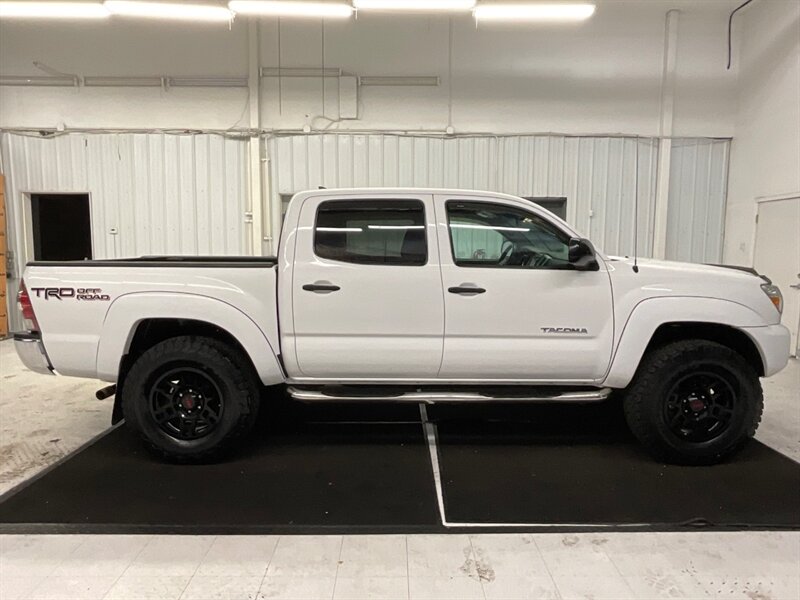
418, 404, 649, 529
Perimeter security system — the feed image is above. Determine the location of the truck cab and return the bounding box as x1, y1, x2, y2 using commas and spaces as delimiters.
280, 189, 613, 384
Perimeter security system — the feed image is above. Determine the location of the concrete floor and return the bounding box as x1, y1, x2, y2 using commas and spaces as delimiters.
1, 339, 798, 599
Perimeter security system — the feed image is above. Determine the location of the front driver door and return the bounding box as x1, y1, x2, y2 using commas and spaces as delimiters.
435, 195, 614, 383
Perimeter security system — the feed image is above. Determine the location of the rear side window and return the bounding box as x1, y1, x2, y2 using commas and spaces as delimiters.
314, 200, 427, 266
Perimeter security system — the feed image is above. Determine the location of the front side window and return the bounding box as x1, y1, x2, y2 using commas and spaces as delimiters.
315, 200, 427, 266
447, 201, 571, 269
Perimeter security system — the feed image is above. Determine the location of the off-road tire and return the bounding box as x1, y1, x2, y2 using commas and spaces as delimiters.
122, 335, 260, 462
622, 339, 763, 465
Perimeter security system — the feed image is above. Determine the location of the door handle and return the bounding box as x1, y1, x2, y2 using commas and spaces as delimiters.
448, 285, 486, 295
790, 284, 800, 290
303, 283, 341, 293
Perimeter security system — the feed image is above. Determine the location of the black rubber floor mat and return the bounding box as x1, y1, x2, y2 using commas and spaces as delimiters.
430, 402, 800, 529
2, 400, 798, 533
0, 403, 441, 534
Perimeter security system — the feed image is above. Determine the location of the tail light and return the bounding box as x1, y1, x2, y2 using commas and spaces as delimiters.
17, 280, 40, 332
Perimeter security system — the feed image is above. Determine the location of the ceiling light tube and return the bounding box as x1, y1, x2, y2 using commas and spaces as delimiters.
0, 2, 109, 19
354, 0, 475, 11
229, 1, 353, 18
473, 3, 595, 22
105, 1, 233, 22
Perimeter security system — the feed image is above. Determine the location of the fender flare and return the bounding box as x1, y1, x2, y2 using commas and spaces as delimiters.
96, 292, 285, 386
603, 296, 765, 388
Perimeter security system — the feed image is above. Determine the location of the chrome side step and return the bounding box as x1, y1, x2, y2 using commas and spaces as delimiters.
286, 386, 612, 404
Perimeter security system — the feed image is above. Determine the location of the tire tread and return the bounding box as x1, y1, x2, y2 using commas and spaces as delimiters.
623, 339, 763, 465
121, 335, 259, 462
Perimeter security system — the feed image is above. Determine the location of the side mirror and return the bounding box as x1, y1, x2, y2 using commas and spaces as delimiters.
568, 238, 600, 271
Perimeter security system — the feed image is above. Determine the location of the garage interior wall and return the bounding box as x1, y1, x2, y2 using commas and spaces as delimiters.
0, 3, 737, 136
269, 134, 730, 261
0, 132, 248, 331
666, 138, 731, 264
724, 0, 800, 265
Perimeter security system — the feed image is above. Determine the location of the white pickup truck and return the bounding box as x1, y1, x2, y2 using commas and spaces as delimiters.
14, 188, 791, 465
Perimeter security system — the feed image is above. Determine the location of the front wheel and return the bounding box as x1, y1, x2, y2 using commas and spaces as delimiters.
121, 335, 260, 462
622, 340, 763, 465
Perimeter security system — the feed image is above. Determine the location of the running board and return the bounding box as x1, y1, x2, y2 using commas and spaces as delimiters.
286, 386, 612, 404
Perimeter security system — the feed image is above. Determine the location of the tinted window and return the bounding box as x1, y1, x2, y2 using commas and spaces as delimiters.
315, 200, 427, 266
447, 201, 571, 269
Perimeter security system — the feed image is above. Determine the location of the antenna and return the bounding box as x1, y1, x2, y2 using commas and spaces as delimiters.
632, 136, 640, 273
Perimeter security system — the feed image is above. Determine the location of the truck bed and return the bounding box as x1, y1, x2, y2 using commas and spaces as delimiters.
22, 257, 282, 383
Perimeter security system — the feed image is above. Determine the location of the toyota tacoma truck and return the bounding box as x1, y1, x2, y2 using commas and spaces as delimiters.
13, 188, 791, 464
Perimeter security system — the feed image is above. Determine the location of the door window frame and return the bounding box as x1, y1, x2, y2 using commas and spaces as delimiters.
312, 198, 429, 267
443, 199, 574, 270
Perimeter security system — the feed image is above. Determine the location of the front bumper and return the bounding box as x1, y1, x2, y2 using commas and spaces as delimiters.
742, 323, 792, 377
13, 332, 55, 375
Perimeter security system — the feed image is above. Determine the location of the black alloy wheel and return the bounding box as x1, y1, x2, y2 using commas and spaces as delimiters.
663, 371, 737, 443
622, 339, 763, 465
149, 367, 224, 441
122, 336, 260, 462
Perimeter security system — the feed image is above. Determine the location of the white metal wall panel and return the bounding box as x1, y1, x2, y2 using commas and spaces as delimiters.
268, 134, 659, 258
666, 138, 730, 264
0, 132, 248, 330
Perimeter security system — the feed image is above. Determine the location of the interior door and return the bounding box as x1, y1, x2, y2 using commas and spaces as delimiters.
290, 194, 444, 379
754, 196, 800, 356
435, 195, 614, 383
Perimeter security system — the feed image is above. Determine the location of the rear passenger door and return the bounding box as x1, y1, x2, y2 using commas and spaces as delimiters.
288, 194, 444, 380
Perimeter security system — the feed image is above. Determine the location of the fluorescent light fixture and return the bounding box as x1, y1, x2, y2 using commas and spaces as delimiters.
359, 76, 440, 86
105, 1, 233, 22
0, 2, 109, 19
229, 1, 353, 18
354, 0, 475, 11
473, 3, 595, 22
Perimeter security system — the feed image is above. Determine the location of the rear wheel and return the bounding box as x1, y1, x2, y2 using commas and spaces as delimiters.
122, 335, 260, 462
622, 340, 763, 465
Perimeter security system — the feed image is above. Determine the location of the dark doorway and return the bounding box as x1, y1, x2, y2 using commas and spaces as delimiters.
31, 194, 92, 261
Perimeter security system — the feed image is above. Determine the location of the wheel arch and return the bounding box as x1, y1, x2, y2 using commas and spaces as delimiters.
604, 297, 767, 388
98, 292, 285, 423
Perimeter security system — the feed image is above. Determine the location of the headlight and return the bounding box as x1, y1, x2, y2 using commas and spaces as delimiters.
761, 283, 783, 314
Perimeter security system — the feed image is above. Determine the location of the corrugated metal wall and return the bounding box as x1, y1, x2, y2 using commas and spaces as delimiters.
0, 132, 249, 330
268, 134, 660, 259
666, 138, 730, 264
